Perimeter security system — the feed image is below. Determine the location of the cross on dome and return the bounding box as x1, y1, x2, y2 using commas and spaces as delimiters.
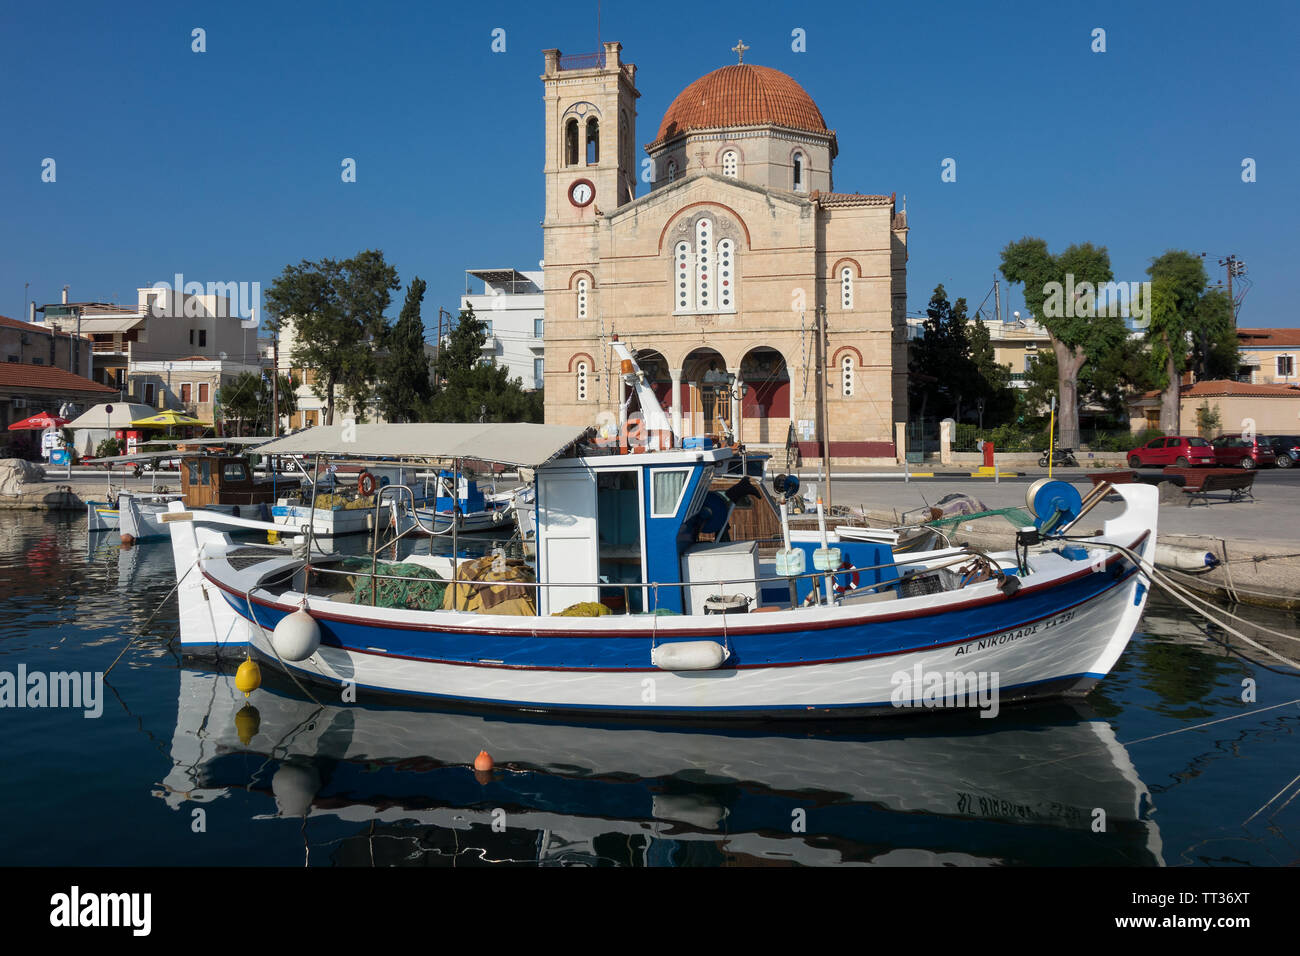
731, 39, 749, 63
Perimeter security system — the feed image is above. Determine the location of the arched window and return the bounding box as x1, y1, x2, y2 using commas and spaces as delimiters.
722, 150, 738, 178
695, 218, 712, 312
673, 218, 736, 316
841, 266, 854, 310
586, 118, 600, 165
792, 152, 804, 191
675, 241, 693, 312
576, 277, 589, 319
576, 361, 589, 401
841, 355, 854, 396
620, 111, 631, 170
718, 239, 734, 310
666, 159, 677, 183
564, 119, 579, 167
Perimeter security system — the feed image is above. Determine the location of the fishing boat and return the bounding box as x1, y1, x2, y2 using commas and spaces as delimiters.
116, 444, 298, 542
161, 416, 1158, 720
392, 470, 515, 535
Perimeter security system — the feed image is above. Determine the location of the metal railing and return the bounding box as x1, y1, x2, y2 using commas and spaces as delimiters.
299, 543, 1003, 614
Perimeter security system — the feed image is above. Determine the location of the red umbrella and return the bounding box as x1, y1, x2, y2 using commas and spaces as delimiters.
7, 411, 70, 431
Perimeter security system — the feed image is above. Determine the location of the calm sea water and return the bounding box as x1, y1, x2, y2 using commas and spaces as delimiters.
0, 510, 1296, 867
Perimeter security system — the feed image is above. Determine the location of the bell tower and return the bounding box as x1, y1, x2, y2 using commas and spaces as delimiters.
542, 42, 639, 225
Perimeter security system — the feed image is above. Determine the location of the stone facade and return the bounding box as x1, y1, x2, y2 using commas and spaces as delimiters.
540, 43, 908, 464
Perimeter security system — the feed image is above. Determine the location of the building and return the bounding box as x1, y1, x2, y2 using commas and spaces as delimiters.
461, 269, 545, 390
1, 313, 91, 377
976, 314, 1052, 389
128, 357, 264, 424
35, 286, 262, 400
540, 43, 908, 462
1236, 328, 1300, 385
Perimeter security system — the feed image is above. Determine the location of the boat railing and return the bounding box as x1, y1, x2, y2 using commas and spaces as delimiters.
301, 545, 994, 612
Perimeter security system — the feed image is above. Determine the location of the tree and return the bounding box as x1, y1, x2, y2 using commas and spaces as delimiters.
376, 278, 433, 422
909, 285, 1015, 425
265, 250, 399, 425
218, 371, 298, 435
1000, 238, 1122, 448
425, 307, 543, 423
1145, 251, 1238, 431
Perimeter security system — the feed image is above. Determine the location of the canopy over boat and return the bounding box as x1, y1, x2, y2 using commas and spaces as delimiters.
255, 423, 589, 468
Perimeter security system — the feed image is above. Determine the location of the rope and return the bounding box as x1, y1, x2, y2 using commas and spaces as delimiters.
1068, 538, 1300, 672
244, 586, 323, 705
104, 556, 198, 679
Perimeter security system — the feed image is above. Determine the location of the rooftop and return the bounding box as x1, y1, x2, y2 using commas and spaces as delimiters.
0, 362, 117, 395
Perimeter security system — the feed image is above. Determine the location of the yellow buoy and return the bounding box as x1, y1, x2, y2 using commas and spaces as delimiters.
235, 658, 262, 697
267, 529, 280, 545
235, 703, 261, 745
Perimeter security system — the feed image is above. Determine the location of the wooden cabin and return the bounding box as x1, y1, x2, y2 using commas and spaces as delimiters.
180, 453, 298, 508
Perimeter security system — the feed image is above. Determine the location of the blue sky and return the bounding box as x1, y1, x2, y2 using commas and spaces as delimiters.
1, 0, 1295, 330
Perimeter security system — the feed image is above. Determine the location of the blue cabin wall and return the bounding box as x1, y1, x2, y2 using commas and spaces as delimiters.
641, 464, 710, 614
759, 541, 899, 606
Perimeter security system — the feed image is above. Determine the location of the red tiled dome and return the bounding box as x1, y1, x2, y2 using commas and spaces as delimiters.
653, 64, 829, 145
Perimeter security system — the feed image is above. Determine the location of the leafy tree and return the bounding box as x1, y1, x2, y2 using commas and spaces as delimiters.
1145, 251, 1240, 431
426, 307, 543, 423
265, 250, 399, 425
219, 371, 299, 435
376, 278, 433, 422
1000, 238, 1123, 448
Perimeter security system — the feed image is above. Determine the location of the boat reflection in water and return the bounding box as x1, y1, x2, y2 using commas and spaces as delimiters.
159, 668, 1162, 866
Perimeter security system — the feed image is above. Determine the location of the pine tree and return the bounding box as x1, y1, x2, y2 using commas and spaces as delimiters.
377, 278, 432, 422
425, 307, 543, 423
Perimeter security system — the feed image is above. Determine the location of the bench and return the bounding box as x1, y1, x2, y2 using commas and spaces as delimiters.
1172, 468, 1257, 506
1088, 471, 1137, 486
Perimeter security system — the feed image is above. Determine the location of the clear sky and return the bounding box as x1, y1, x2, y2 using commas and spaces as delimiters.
1, 0, 1295, 330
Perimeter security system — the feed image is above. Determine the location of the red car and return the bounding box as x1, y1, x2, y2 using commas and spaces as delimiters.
1127, 436, 1216, 468
1209, 435, 1276, 470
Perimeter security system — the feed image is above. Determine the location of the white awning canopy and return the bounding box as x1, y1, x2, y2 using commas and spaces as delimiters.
254, 423, 587, 468
66, 403, 159, 430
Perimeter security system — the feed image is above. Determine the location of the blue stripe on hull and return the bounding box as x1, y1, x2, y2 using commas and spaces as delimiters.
222, 562, 1136, 671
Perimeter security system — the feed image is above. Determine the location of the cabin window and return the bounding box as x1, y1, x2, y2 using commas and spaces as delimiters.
223, 462, 247, 482
650, 468, 691, 518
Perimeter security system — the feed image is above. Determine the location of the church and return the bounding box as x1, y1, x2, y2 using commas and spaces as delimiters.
541, 41, 909, 464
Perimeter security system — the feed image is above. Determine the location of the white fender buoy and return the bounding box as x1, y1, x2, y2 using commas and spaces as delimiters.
272, 608, 321, 661
1154, 544, 1221, 573
652, 641, 729, 671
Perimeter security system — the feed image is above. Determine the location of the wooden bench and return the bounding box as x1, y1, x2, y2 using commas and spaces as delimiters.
1088, 471, 1137, 486
1166, 467, 1257, 506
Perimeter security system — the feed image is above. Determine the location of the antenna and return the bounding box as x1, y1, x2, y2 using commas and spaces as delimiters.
597, 0, 601, 51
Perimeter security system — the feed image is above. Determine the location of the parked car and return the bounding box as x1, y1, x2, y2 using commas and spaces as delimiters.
1266, 435, 1300, 469
1127, 436, 1216, 469
1209, 435, 1276, 470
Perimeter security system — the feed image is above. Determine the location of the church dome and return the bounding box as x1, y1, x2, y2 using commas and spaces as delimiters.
652, 64, 830, 146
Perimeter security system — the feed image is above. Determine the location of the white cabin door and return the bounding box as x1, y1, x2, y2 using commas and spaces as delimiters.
536, 468, 599, 615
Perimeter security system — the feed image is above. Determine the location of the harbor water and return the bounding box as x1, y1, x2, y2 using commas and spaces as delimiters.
0, 509, 1296, 866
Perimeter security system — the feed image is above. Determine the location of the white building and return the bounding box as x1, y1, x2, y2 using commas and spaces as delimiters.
460, 269, 545, 391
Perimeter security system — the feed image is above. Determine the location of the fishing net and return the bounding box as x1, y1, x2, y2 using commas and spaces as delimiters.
553, 601, 612, 617
342, 557, 447, 610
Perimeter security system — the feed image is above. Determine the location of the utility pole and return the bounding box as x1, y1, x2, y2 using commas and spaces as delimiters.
816, 304, 833, 511
271, 330, 280, 437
